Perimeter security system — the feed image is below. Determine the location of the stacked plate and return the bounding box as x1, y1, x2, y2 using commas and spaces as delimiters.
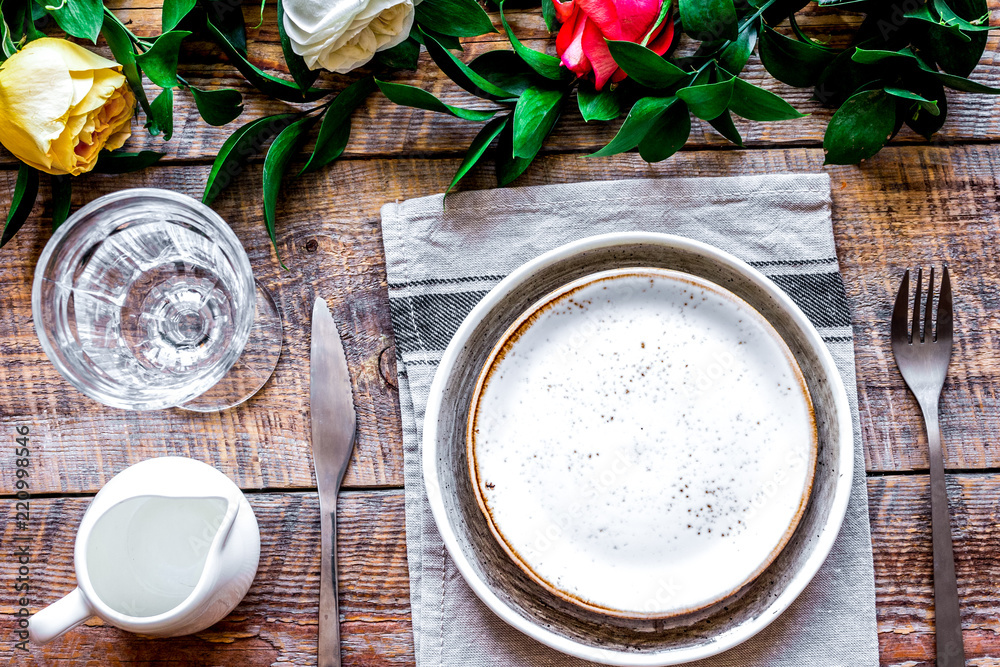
422, 233, 853, 666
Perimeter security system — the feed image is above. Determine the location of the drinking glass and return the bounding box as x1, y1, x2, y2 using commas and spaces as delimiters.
32, 188, 282, 411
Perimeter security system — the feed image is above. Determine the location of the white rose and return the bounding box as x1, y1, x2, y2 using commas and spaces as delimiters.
283, 0, 421, 74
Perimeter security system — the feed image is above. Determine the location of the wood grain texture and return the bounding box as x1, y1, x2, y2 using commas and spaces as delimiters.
1, 476, 998, 666
0, 164, 404, 494
3, 144, 999, 495
2, 3, 1000, 168
0, 491, 413, 666
4, 4, 1000, 662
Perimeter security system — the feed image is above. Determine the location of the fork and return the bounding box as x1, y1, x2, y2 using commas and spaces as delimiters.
890, 267, 964, 667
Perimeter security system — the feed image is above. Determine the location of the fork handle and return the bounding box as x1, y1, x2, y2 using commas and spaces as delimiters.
921, 402, 965, 667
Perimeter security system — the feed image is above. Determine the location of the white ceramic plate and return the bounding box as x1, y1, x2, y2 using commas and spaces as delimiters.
423, 233, 854, 666
467, 267, 818, 619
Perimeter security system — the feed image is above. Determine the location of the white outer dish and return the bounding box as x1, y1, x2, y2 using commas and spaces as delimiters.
422, 232, 855, 666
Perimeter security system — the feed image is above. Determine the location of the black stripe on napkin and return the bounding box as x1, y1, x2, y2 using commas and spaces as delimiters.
388, 275, 506, 290
389, 272, 850, 355
389, 291, 491, 353
768, 272, 851, 328
749, 258, 838, 268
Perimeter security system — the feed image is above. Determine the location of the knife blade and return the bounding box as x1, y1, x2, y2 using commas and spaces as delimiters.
310, 297, 357, 667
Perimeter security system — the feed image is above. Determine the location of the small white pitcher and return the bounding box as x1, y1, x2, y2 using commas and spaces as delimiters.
29, 457, 260, 644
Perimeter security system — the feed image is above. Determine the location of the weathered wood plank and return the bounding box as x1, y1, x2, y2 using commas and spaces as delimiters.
3, 4, 1000, 166
3, 476, 1000, 665
2, 144, 999, 494
0, 163, 404, 495
0, 490, 413, 666
871, 474, 1000, 667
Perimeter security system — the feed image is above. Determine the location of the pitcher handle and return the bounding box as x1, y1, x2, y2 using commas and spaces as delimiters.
29, 587, 93, 645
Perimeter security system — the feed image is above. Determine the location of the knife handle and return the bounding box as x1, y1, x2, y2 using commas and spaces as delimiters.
319, 498, 341, 667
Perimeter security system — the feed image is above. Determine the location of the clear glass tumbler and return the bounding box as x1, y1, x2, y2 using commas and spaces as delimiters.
33, 188, 282, 411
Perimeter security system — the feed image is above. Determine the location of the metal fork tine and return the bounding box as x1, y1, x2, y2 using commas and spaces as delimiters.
912, 268, 923, 344
890, 269, 910, 340
937, 266, 954, 343
924, 266, 935, 342
892, 270, 911, 343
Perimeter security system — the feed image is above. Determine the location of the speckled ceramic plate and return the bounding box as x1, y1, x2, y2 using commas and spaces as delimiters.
466, 267, 818, 620
422, 233, 853, 666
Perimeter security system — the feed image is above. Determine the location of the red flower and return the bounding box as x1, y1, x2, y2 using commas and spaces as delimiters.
553, 0, 674, 90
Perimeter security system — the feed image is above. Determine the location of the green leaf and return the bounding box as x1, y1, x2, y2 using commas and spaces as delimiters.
577, 84, 622, 122
605, 40, 689, 89
590, 96, 679, 157
884, 86, 940, 116
638, 101, 689, 162
500, 2, 567, 81
21, 2, 45, 41
101, 12, 151, 114
93, 150, 164, 174
206, 16, 328, 102
415, 0, 496, 36
190, 86, 244, 126
204, 0, 247, 54
203, 113, 298, 205
728, 76, 806, 121
1, 0, 25, 48
920, 62, 1000, 93
512, 86, 564, 159
277, 0, 320, 90
676, 76, 734, 120
823, 89, 896, 165
1, 163, 38, 248
931, 0, 993, 32
161, 0, 196, 32
495, 116, 533, 186
415, 27, 463, 50
134, 30, 191, 88
421, 28, 518, 99
50, 175, 71, 231
718, 19, 757, 74
814, 47, 879, 107
45, 0, 102, 41
470, 49, 544, 96
912, 0, 985, 76
851, 47, 914, 65
904, 4, 970, 41
763, 0, 809, 25
375, 79, 498, 120
1, 2, 18, 60
900, 74, 947, 139
447, 114, 508, 193
263, 115, 318, 268
707, 109, 742, 146
758, 24, 836, 88
147, 87, 174, 139
302, 77, 377, 173
541, 0, 556, 32
372, 36, 421, 70
678, 0, 737, 41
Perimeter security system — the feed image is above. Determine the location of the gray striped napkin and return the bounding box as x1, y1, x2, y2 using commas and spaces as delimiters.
380, 174, 878, 667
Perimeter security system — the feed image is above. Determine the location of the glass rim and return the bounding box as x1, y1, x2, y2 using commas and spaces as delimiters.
31, 188, 257, 410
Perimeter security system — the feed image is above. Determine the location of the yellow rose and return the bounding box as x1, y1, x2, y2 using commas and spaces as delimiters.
0, 38, 136, 176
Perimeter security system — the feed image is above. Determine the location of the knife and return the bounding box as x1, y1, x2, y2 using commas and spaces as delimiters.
310, 297, 357, 667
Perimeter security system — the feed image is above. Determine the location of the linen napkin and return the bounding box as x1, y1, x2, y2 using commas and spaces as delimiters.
380, 173, 878, 667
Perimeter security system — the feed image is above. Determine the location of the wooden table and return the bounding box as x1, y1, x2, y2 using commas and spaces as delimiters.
3, 2, 1000, 665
